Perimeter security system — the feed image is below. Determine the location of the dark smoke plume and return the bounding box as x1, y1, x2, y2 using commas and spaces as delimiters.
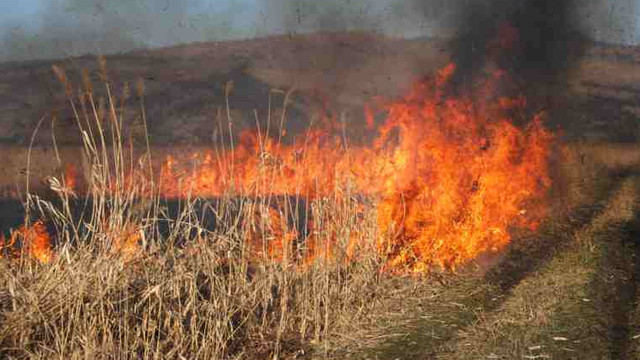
447, 0, 586, 99
258, 0, 590, 100
1, 0, 635, 63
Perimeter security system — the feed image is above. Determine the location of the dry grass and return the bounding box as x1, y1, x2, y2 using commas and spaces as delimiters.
442, 176, 640, 359
570, 142, 640, 174
0, 61, 392, 360
330, 137, 640, 359
0, 230, 383, 359
2, 55, 639, 360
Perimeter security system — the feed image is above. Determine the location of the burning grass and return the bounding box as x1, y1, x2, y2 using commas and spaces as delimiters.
0, 220, 53, 263
323, 142, 626, 359
0, 53, 563, 359
0, 223, 382, 359
441, 175, 640, 359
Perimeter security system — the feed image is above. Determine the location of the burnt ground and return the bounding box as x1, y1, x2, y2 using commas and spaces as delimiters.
0, 195, 311, 250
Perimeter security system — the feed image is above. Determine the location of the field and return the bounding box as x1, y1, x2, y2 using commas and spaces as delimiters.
0, 33, 640, 359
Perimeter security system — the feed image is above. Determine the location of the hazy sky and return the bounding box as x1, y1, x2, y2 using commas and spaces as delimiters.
0, 0, 638, 62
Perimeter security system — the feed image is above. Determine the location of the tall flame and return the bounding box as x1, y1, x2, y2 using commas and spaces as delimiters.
148, 63, 553, 271
7, 24, 554, 272
375, 66, 552, 271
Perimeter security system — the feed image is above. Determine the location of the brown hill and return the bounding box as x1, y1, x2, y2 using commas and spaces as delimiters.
0, 32, 638, 147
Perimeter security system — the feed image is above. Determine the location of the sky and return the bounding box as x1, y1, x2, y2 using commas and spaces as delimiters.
0, 0, 639, 62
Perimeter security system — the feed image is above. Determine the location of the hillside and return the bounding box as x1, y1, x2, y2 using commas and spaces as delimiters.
0, 32, 638, 147
1, 32, 640, 359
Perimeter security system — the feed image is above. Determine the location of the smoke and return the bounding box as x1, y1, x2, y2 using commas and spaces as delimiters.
579, 0, 639, 45
0, 0, 638, 62
256, 0, 638, 42
448, 0, 586, 96
253, 0, 460, 38
258, 0, 589, 90
0, 0, 255, 62
254, 0, 382, 35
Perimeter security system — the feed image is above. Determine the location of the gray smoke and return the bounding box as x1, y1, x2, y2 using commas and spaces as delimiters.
0, 0, 638, 62
447, 0, 585, 93
0, 0, 254, 62
254, 0, 458, 37
254, 0, 382, 35
256, 0, 639, 42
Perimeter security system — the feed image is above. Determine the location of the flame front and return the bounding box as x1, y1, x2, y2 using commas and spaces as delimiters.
5, 221, 54, 264
375, 68, 552, 271
151, 63, 553, 271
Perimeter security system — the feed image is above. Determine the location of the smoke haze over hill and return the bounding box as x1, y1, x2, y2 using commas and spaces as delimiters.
0, 0, 638, 62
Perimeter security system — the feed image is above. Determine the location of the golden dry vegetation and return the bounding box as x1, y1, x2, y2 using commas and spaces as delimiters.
1, 35, 640, 359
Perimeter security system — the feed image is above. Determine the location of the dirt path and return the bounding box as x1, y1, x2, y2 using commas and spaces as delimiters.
591, 181, 640, 359
444, 175, 640, 359
342, 173, 640, 359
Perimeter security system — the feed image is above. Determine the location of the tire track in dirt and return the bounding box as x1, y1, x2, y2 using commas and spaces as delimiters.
604, 222, 640, 358
484, 194, 609, 294
483, 172, 628, 303
351, 175, 624, 359
439, 175, 640, 359
589, 177, 640, 359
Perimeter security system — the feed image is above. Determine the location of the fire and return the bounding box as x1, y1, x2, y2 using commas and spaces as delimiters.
243, 204, 298, 265
6, 221, 54, 264
64, 163, 78, 193
148, 62, 553, 272
375, 77, 552, 271
109, 226, 142, 262
32, 24, 552, 272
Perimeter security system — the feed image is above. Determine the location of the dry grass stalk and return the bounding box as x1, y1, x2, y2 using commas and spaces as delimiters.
0, 58, 387, 360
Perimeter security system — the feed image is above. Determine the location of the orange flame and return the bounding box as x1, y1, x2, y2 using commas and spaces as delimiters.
243, 205, 298, 265
112, 229, 141, 261
64, 163, 78, 192
146, 63, 553, 272
102, 223, 142, 261
9, 221, 54, 264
